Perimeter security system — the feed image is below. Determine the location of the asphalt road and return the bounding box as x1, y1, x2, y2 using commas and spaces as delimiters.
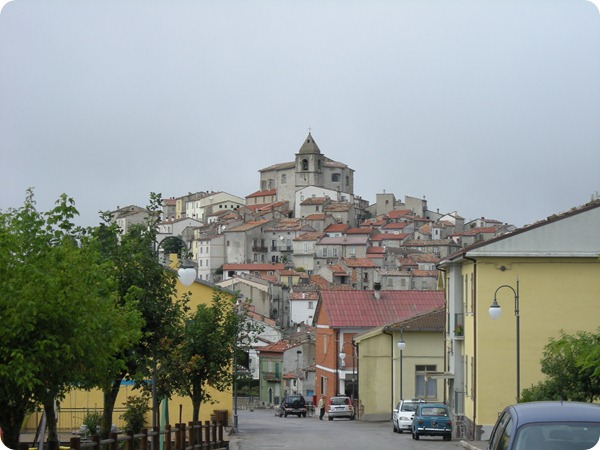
228, 408, 465, 450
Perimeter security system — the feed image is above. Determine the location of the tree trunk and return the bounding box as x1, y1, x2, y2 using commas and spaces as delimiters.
101, 375, 124, 439
0, 405, 27, 450
43, 401, 60, 450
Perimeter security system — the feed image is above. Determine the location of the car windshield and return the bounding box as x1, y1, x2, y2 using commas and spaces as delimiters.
331, 397, 349, 405
514, 423, 600, 450
421, 407, 448, 416
401, 403, 418, 412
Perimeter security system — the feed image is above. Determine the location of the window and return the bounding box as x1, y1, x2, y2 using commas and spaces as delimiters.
332, 173, 340, 182
322, 248, 328, 257
415, 365, 437, 399
303, 243, 308, 254
302, 159, 309, 170
308, 301, 314, 309
332, 247, 338, 257
488, 413, 513, 450
281, 174, 287, 183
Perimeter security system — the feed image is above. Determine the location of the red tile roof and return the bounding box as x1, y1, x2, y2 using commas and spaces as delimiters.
319, 290, 444, 328
324, 223, 350, 233
343, 258, 377, 268
386, 209, 413, 219
246, 189, 277, 198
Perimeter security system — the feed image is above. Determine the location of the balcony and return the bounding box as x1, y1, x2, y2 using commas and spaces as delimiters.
264, 371, 281, 381
252, 245, 268, 252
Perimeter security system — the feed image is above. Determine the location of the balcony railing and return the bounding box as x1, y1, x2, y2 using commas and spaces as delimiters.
264, 371, 281, 381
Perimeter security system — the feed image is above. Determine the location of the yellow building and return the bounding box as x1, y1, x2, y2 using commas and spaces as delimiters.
439, 199, 600, 440
24, 274, 235, 433
354, 308, 445, 421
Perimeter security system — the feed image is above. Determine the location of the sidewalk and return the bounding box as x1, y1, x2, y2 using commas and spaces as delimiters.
460, 440, 487, 450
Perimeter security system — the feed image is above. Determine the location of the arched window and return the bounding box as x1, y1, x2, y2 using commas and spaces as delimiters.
281, 174, 287, 183
302, 159, 309, 170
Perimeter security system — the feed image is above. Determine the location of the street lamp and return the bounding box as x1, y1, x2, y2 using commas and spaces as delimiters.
397, 335, 405, 401
488, 277, 520, 402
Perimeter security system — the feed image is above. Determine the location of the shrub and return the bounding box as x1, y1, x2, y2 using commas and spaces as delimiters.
120, 394, 150, 435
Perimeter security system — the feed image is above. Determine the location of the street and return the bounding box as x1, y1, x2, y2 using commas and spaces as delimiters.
228, 408, 464, 450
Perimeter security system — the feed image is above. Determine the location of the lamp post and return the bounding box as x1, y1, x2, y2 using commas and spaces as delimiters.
397, 334, 406, 401
488, 277, 520, 402
338, 349, 346, 395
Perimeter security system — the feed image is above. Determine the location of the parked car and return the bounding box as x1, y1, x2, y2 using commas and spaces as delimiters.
487, 401, 600, 450
411, 402, 452, 441
278, 395, 307, 418
393, 398, 426, 433
328, 396, 355, 420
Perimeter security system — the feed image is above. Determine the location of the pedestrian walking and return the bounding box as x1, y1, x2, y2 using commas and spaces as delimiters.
318, 395, 325, 420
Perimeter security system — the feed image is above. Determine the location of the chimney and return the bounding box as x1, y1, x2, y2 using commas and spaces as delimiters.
373, 282, 381, 299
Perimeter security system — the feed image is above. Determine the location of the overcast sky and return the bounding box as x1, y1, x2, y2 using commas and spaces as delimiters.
1, 0, 599, 229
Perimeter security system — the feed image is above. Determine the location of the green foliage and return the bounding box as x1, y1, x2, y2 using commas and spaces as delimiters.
169, 290, 263, 421
82, 410, 103, 437
96, 193, 188, 438
120, 394, 150, 435
0, 189, 143, 450
520, 329, 600, 403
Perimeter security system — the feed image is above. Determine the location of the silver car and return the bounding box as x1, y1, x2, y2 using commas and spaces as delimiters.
392, 398, 425, 433
328, 396, 355, 420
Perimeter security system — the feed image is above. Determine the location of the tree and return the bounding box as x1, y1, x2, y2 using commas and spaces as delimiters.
0, 190, 142, 450
95, 193, 188, 438
170, 291, 261, 421
520, 329, 600, 403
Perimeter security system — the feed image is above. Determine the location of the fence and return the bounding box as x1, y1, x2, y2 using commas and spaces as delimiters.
19, 422, 229, 450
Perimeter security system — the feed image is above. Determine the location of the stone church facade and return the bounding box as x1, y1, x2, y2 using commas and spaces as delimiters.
258, 133, 355, 212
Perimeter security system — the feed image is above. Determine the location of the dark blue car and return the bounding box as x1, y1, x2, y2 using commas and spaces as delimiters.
411, 402, 452, 441
487, 401, 600, 450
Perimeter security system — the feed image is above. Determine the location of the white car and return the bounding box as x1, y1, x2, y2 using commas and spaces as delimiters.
392, 398, 425, 433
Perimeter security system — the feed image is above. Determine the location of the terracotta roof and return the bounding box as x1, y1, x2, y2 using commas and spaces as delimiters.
319, 290, 444, 328
324, 203, 351, 212
409, 253, 441, 263
255, 201, 289, 212
305, 213, 326, 220
309, 274, 330, 288
301, 197, 328, 205
294, 232, 325, 241
346, 227, 374, 235
367, 247, 386, 254
257, 340, 291, 354
386, 307, 445, 331
290, 291, 319, 301
246, 189, 277, 198
227, 219, 271, 232
324, 223, 350, 233
329, 264, 347, 275
460, 227, 499, 236
342, 258, 377, 268
386, 209, 413, 219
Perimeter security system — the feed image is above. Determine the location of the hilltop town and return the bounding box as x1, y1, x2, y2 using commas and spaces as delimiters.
111, 132, 514, 330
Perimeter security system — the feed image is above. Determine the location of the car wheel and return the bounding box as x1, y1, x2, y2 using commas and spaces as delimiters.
302, 413, 306, 418
398, 429, 403, 434
411, 432, 416, 440
444, 434, 451, 441
328, 416, 333, 421
393, 421, 398, 432
414, 433, 420, 440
